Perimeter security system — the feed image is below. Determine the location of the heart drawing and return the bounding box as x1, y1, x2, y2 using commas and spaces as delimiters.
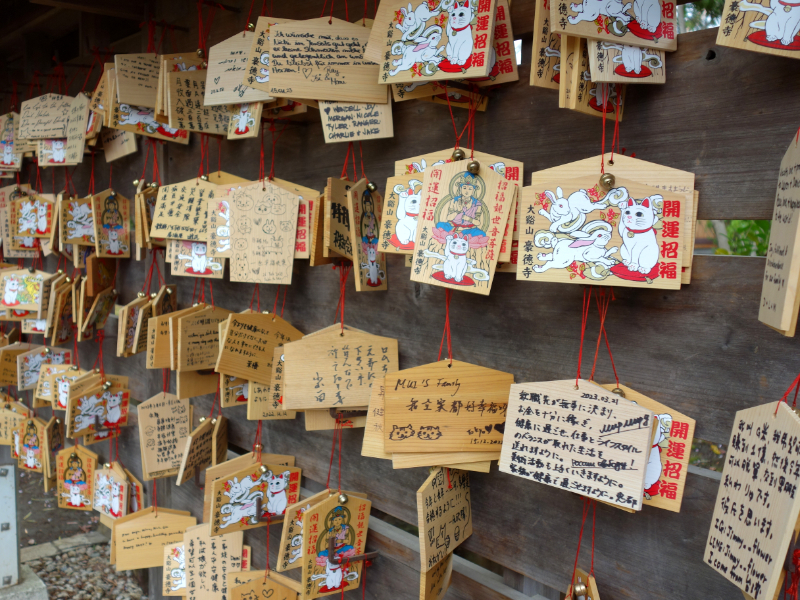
302, 68, 312, 79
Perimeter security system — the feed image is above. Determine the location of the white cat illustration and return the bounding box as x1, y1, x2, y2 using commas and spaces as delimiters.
3, 277, 20, 306
443, 234, 469, 282
445, 0, 476, 68
50, 140, 66, 163
619, 196, 661, 276
393, 180, 422, 247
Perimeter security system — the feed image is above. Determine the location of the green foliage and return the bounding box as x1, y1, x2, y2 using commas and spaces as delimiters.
714, 220, 771, 256
684, 0, 725, 30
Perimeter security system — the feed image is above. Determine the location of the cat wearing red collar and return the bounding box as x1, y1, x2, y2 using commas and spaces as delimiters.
445, 0, 476, 68
443, 234, 470, 282
766, 0, 800, 46
619, 196, 661, 275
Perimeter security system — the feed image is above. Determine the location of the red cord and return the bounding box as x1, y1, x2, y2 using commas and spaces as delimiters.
357, 142, 367, 183
575, 288, 592, 387
333, 264, 352, 333
589, 289, 619, 385
443, 83, 479, 155
437, 289, 452, 364
776, 373, 800, 414
569, 498, 597, 592
249, 284, 261, 311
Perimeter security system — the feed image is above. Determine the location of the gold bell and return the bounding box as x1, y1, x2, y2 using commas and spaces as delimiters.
150, 292, 157, 299
112, 289, 117, 295
247, 22, 255, 31
200, 175, 209, 181
137, 291, 146, 298
166, 288, 173, 295
338, 493, 348, 504
199, 416, 206, 422
27, 266, 35, 273
611, 387, 626, 398
599, 173, 615, 191
201, 61, 208, 69
70, 453, 77, 459
451, 148, 466, 161
260, 465, 268, 473
366, 181, 377, 193
65, 277, 72, 283
150, 182, 158, 188
104, 463, 111, 468
467, 160, 480, 175
196, 48, 204, 58
133, 179, 140, 186
572, 582, 588, 598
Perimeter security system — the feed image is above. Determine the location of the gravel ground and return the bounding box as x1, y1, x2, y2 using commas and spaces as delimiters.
24, 543, 147, 600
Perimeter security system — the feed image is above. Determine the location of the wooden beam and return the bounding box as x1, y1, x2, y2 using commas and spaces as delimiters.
29, 0, 144, 21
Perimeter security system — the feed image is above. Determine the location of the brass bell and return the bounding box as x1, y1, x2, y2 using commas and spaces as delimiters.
200, 175, 209, 181
70, 453, 77, 459
573, 582, 588, 598
260, 465, 268, 473
57, 269, 63, 274
467, 160, 480, 174
27, 266, 35, 273
201, 61, 208, 69
104, 463, 111, 468
451, 148, 466, 161
366, 181, 377, 193
137, 291, 146, 298
133, 179, 140, 186
199, 416, 206, 422
112, 289, 117, 295
196, 48, 204, 58
70, 365, 79, 371
84, 91, 92, 98
150, 182, 158, 188
150, 292, 157, 299
65, 277, 72, 283
338, 493, 348, 504
166, 288, 173, 295
211, 418, 217, 424
611, 387, 626, 398
102, 382, 112, 390
599, 173, 615, 190
247, 22, 255, 31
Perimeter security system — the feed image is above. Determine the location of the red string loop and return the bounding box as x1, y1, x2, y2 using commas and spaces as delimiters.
569, 498, 597, 592
776, 373, 800, 415
437, 289, 453, 364
333, 263, 352, 333
575, 288, 593, 387
589, 289, 619, 386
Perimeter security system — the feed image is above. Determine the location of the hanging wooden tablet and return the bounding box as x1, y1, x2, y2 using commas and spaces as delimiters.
227, 102, 263, 139
64, 93, 91, 165
301, 493, 371, 599
421, 551, 453, 600
138, 392, 193, 480
248, 346, 298, 420
704, 401, 800, 600
11, 194, 53, 242
325, 177, 357, 260
310, 193, 333, 267
348, 183, 387, 291
152, 284, 178, 317
760, 133, 800, 335
551, 0, 676, 50
232, 575, 299, 600
0, 342, 36, 385
83, 286, 118, 332
567, 568, 601, 600
147, 305, 201, 369
531, 0, 561, 89
0, 113, 22, 171
56, 444, 98, 510
0, 186, 36, 259
16, 417, 46, 472
277, 489, 330, 572
588, 41, 665, 83
92, 189, 131, 258
119, 295, 150, 357
151, 178, 217, 241
101, 128, 137, 162
176, 417, 215, 485
571, 40, 627, 119
183, 523, 243, 599
381, 174, 424, 255
42, 416, 64, 489
167, 69, 230, 135
558, 35, 578, 108
209, 463, 301, 536
410, 160, 514, 294
600, 384, 695, 512
517, 175, 683, 288
19, 94, 72, 139
267, 18, 384, 103
36, 363, 68, 406
203, 451, 296, 522
163, 542, 187, 596
528, 154, 696, 282
282, 324, 398, 410
36, 138, 67, 167
383, 360, 512, 453
122, 467, 144, 513
175, 305, 233, 371
217, 312, 303, 384
318, 99, 394, 144
365, 0, 497, 85
109, 93, 190, 144
60, 196, 96, 246
205, 32, 273, 107
221, 373, 249, 408
717, 0, 800, 59
417, 467, 471, 572
114, 54, 160, 107
113, 506, 196, 571
51, 367, 91, 410
227, 180, 301, 284
17, 345, 72, 390
395, 147, 523, 185
499, 379, 654, 510
243, 16, 290, 92
0, 401, 29, 454
0, 269, 46, 312
93, 463, 129, 519
212, 415, 228, 467
170, 240, 225, 278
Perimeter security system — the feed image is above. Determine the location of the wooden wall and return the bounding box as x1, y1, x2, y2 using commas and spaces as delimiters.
19, 1, 800, 598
